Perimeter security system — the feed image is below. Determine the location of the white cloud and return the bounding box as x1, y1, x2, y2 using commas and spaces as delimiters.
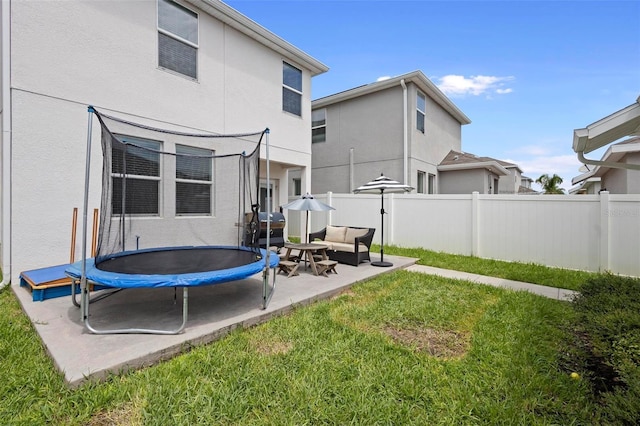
376, 76, 391, 82
503, 154, 582, 191
436, 74, 515, 97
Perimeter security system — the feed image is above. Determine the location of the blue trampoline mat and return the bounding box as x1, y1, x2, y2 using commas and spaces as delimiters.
65, 246, 279, 288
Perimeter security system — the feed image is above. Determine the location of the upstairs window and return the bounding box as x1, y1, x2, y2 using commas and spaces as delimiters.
158, 0, 198, 79
312, 109, 326, 143
112, 136, 162, 215
417, 91, 426, 133
283, 62, 302, 116
176, 145, 213, 215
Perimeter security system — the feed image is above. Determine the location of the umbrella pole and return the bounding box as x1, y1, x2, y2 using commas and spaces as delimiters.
372, 190, 393, 267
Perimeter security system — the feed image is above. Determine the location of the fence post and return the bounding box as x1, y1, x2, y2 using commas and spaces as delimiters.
327, 191, 333, 226
471, 192, 479, 257
388, 193, 395, 246
600, 191, 610, 272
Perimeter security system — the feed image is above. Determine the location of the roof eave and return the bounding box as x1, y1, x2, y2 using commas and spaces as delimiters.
313, 70, 471, 125
572, 97, 640, 154
193, 0, 329, 76
438, 161, 509, 176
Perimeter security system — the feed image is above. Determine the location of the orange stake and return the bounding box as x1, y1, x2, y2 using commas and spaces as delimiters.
91, 208, 99, 258
70, 207, 78, 263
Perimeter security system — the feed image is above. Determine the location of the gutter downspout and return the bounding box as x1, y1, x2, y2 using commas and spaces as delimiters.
1, 0, 11, 289
577, 150, 640, 171
349, 147, 354, 192
400, 79, 408, 185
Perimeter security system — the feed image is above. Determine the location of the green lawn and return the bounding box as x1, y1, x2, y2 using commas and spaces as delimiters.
380, 244, 595, 291
1, 257, 605, 424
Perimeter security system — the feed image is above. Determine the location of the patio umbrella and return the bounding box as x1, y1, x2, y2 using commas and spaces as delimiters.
281, 193, 335, 243
354, 174, 413, 267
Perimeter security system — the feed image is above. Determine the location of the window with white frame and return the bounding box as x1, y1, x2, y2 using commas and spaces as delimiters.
293, 178, 302, 196
158, 0, 198, 79
417, 91, 426, 133
111, 136, 162, 215
312, 109, 326, 143
283, 62, 302, 116
417, 171, 426, 194
428, 173, 436, 194
176, 145, 213, 215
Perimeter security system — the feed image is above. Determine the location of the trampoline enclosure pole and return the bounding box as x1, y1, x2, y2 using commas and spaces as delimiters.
262, 128, 273, 309
80, 107, 94, 321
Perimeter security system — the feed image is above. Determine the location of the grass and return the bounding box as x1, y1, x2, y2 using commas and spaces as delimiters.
379, 244, 596, 291
1, 256, 606, 424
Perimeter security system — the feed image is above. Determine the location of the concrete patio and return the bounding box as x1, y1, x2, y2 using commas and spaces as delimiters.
13, 254, 417, 387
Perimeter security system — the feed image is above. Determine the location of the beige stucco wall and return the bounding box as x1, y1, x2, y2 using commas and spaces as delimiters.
6, 0, 318, 281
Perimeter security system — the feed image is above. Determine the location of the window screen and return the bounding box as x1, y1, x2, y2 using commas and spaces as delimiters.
158, 0, 198, 79
176, 145, 212, 215
283, 62, 302, 116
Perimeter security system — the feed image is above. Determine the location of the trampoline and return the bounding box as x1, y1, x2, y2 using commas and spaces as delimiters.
66, 247, 279, 288
70, 107, 279, 335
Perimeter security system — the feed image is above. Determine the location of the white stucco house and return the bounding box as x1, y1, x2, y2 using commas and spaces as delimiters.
0, 0, 328, 285
310, 71, 471, 194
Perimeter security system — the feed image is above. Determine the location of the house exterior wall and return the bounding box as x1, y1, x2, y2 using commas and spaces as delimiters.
602, 167, 627, 194
407, 82, 462, 186
312, 80, 464, 194
312, 86, 405, 193
626, 152, 640, 193
4, 0, 323, 282
498, 167, 521, 194
439, 169, 492, 194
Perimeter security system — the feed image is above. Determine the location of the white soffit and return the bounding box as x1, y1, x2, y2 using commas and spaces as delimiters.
573, 96, 640, 154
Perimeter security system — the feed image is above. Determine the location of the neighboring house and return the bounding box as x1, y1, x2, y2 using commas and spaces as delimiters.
519, 176, 538, 194
437, 150, 509, 194
310, 71, 471, 194
572, 95, 640, 192
0, 0, 327, 284
572, 137, 640, 193
570, 177, 602, 195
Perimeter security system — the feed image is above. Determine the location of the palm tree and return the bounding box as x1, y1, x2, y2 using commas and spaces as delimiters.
536, 174, 565, 194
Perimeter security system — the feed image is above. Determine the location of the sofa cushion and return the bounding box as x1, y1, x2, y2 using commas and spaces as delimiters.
344, 227, 368, 244
325, 225, 347, 243
329, 242, 368, 253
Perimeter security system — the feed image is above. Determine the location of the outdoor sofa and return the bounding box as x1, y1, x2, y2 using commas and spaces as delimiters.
309, 225, 375, 266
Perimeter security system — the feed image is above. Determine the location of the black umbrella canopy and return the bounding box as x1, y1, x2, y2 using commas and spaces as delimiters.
354, 174, 412, 267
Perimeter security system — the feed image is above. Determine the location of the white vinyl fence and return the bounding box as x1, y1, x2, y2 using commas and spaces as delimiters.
283, 192, 640, 277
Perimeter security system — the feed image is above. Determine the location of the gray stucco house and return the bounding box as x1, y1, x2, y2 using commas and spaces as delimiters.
309, 71, 471, 194
572, 136, 640, 194
438, 150, 534, 195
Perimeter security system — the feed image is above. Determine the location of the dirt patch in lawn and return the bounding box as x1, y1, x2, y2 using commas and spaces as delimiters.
251, 337, 293, 356
384, 325, 469, 359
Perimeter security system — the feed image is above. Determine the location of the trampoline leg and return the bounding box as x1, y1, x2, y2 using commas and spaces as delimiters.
83, 287, 189, 335
262, 267, 276, 309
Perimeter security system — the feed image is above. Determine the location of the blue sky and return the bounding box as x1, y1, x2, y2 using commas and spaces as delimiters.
226, 0, 640, 192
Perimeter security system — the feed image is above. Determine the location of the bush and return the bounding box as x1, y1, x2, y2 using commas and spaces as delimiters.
571, 273, 640, 423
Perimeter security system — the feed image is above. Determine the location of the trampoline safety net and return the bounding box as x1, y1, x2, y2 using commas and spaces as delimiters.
91, 108, 266, 269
